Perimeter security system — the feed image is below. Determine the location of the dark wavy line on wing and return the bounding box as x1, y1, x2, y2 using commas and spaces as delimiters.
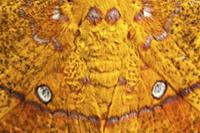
0, 82, 200, 127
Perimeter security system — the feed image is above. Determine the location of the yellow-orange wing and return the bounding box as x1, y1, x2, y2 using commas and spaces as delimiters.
0, 0, 200, 133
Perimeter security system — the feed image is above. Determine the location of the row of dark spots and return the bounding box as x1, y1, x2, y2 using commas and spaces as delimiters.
87, 7, 121, 25
1, 81, 200, 127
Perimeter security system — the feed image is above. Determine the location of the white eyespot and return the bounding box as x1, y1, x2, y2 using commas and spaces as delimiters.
143, 6, 152, 18
152, 81, 167, 99
36, 85, 52, 103
52, 7, 61, 20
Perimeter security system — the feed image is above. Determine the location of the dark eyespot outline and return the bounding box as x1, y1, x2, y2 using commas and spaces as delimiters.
151, 80, 168, 100
35, 84, 53, 104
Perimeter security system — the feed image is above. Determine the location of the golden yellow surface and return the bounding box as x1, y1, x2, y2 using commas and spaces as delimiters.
0, 0, 200, 132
